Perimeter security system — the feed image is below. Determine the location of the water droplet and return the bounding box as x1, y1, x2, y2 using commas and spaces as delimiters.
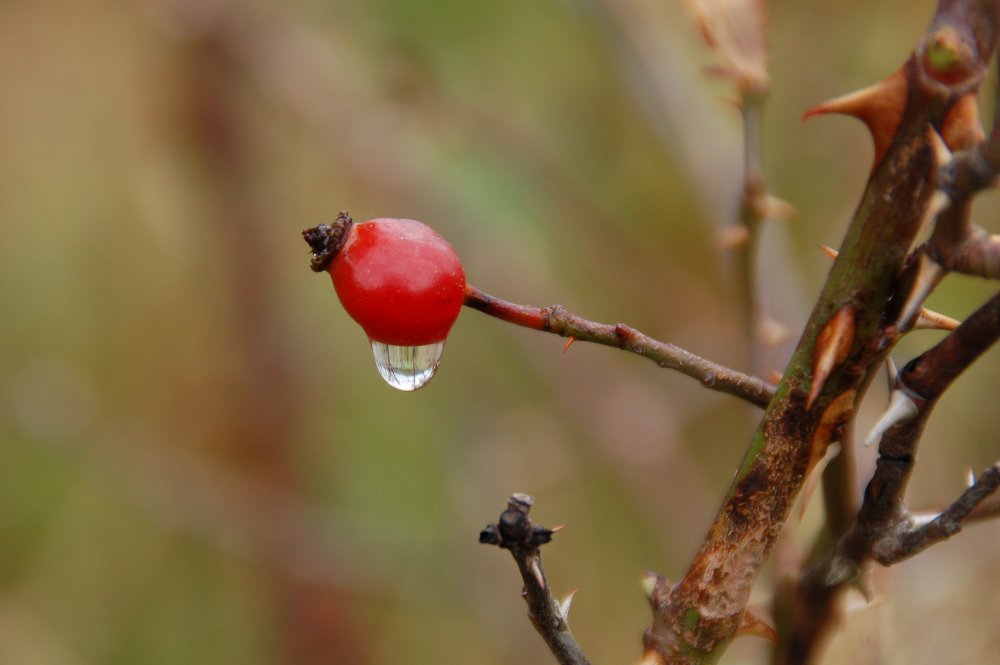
370, 340, 445, 391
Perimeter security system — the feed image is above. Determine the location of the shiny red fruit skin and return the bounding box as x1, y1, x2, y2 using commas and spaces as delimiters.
330, 218, 466, 346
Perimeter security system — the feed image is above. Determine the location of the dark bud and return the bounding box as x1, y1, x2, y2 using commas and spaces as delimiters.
479, 523, 502, 546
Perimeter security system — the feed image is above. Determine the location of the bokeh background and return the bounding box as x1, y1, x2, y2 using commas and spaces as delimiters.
2, 0, 1000, 663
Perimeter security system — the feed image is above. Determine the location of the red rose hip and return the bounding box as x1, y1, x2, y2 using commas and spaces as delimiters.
303, 212, 466, 390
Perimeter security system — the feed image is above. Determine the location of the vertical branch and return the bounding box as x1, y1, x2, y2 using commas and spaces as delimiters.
645, 3, 1000, 663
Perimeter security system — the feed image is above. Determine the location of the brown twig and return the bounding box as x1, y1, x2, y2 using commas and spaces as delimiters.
832, 289, 1000, 585
876, 463, 1000, 564
479, 495, 591, 665
463, 286, 776, 408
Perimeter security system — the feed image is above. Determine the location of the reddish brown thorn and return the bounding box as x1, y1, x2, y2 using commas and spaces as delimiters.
717, 225, 750, 250
736, 608, 778, 643
941, 93, 984, 151
819, 244, 839, 260
562, 337, 577, 353
807, 304, 857, 409
762, 195, 798, 222
804, 68, 908, 170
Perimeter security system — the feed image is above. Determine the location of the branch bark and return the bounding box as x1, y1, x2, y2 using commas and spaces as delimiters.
463, 286, 776, 408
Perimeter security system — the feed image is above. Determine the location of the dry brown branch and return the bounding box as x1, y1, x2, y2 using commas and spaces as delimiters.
479, 495, 591, 665
875, 463, 1000, 564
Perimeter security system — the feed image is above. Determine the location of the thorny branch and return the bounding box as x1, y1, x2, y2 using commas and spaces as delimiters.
463, 286, 776, 408
835, 289, 1000, 575
877, 462, 1000, 564
479, 495, 591, 665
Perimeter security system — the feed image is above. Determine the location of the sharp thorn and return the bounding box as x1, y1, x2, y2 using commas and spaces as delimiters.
941, 92, 985, 151
803, 68, 908, 169
529, 558, 546, 590
884, 357, 898, 390
808, 305, 856, 410
913, 307, 960, 331
762, 195, 798, 222
895, 254, 947, 332
558, 589, 578, 623
865, 389, 920, 446
717, 225, 750, 249
820, 244, 839, 260
927, 125, 953, 169
799, 442, 841, 521
736, 608, 778, 643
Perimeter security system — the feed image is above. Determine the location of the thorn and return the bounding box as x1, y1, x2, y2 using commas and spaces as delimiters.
926, 126, 953, 170
913, 307, 960, 331
767, 369, 783, 384
820, 244, 839, 260
549, 524, 566, 533
825, 553, 861, 587
803, 68, 908, 170
800, 442, 842, 521
847, 574, 877, 607
918, 189, 951, 230
941, 91, 985, 151
717, 224, 750, 250
529, 557, 546, 590
808, 304, 857, 409
915, 189, 951, 240
640, 651, 668, 665
736, 609, 777, 643
967, 465, 977, 488
894, 254, 947, 332
558, 589, 578, 623
758, 317, 792, 348
865, 389, 920, 446
884, 356, 898, 392
761, 195, 798, 222
641, 572, 658, 600
562, 337, 576, 353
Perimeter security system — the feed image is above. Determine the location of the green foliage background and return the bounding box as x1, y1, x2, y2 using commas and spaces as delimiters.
2, 1, 999, 663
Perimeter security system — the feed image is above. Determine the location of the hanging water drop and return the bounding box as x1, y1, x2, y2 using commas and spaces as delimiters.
370, 340, 445, 391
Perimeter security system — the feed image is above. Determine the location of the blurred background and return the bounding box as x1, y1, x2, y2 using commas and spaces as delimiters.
2, 0, 1000, 663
